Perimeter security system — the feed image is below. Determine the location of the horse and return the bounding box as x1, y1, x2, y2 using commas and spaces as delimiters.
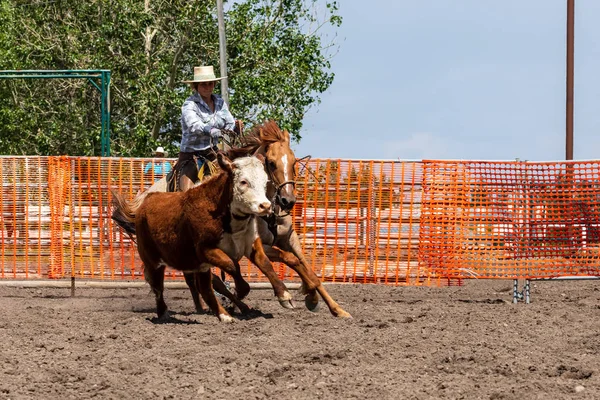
112, 153, 271, 322
224, 121, 351, 318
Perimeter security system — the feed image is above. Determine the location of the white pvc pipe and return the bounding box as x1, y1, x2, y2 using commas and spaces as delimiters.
530, 276, 600, 282
0, 280, 302, 290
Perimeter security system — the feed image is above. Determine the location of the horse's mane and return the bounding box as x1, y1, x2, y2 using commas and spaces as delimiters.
227, 120, 287, 160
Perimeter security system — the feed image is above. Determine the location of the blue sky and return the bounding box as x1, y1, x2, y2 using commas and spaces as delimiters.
294, 0, 600, 161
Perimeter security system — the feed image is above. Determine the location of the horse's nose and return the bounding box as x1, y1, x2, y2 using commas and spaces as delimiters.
259, 201, 272, 214
280, 196, 296, 211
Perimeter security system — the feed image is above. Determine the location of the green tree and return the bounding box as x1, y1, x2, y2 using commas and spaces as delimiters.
0, 0, 341, 156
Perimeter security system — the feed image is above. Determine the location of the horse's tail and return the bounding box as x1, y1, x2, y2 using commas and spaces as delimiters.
110, 190, 147, 236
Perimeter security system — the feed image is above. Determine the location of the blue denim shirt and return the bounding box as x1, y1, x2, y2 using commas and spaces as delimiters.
179, 93, 235, 152
143, 161, 172, 177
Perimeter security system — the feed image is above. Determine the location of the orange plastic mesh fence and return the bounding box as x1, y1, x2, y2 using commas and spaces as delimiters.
0, 156, 437, 285
419, 160, 600, 279
0, 157, 47, 279
290, 158, 427, 285
6, 157, 598, 283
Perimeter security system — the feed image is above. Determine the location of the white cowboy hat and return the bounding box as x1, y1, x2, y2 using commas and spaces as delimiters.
182, 66, 226, 84
155, 146, 165, 154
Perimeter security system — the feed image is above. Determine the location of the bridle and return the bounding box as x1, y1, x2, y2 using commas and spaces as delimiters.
264, 154, 313, 216
265, 158, 296, 214
225, 129, 313, 215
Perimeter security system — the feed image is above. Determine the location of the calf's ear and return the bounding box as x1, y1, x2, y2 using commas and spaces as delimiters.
255, 154, 266, 165
217, 152, 233, 173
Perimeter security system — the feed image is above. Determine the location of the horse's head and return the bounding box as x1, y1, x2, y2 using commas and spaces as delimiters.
258, 122, 297, 212
230, 156, 271, 217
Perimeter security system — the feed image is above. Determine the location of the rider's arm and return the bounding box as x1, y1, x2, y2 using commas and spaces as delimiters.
181, 100, 216, 137
219, 101, 236, 131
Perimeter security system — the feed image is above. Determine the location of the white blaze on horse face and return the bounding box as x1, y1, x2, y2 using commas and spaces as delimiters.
281, 154, 289, 182
278, 153, 296, 202
231, 157, 271, 216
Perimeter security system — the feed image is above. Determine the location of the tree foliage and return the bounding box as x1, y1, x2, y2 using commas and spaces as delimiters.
0, 0, 341, 156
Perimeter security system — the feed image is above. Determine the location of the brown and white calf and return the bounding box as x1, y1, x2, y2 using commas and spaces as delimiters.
112, 154, 277, 322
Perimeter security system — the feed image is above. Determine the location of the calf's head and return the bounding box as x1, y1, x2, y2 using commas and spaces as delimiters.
230, 156, 271, 217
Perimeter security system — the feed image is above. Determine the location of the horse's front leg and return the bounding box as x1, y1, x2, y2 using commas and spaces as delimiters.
263, 243, 320, 310
278, 230, 352, 318
248, 238, 294, 309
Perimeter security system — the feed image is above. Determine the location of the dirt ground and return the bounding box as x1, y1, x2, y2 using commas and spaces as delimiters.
0, 279, 599, 400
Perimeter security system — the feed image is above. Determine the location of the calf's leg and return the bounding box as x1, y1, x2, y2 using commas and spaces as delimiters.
208, 258, 250, 300
185, 265, 251, 314
201, 248, 258, 321
184, 272, 206, 313
196, 269, 234, 323
220, 259, 250, 300
209, 272, 251, 314
144, 264, 168, 320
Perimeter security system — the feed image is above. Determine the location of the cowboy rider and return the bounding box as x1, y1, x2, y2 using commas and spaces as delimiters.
177, 65, 243, 191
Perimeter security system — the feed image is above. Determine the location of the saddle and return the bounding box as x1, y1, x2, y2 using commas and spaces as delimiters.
166, 149, 219, 192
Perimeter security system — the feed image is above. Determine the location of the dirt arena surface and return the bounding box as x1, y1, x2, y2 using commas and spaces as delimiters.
0, 279, 599, 400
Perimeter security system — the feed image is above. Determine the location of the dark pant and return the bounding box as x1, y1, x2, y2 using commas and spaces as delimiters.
169, 148, 219, 192
177, 147, 219, 164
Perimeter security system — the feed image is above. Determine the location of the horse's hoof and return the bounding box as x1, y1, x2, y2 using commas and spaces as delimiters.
278, 298, 295, 309
277, 291, 294, 309
305, 294, 321, 312
335, 309, 353, 319
219, 314, 235, 323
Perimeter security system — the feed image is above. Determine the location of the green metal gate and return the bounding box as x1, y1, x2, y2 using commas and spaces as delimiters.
0, 70, 112, 156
